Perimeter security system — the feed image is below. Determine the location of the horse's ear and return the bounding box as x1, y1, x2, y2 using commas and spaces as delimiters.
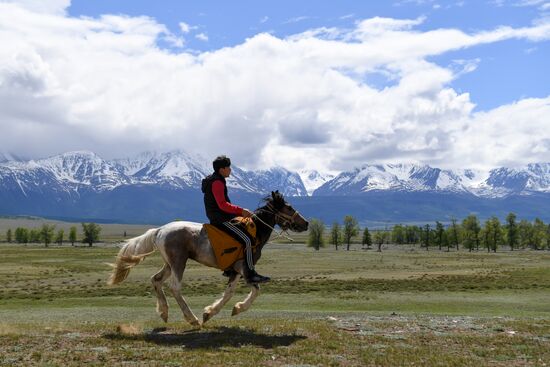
271, 191, 276, 198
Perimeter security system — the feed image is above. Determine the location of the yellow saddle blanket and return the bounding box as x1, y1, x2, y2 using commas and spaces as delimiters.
204, 217, 258, 271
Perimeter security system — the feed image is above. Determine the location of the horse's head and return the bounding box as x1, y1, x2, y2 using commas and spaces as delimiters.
264, 190, 309, 232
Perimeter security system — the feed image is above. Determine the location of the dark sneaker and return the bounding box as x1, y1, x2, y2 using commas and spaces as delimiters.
246, 272, 270, 284
222, 269, 238, 278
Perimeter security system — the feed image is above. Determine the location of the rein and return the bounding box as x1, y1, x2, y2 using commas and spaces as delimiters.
253, 203, 299, 242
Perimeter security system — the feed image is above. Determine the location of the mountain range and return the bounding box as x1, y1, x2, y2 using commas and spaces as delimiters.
1, 150, 549, 224
314, 163, 550, 198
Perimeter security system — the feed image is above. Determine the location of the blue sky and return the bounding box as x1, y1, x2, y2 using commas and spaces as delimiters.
1, 0, 549, 172
68, 0, 550, 111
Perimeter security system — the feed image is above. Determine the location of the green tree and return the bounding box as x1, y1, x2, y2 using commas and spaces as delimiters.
81, 223, 101, 247
505, 212, 519, 251
69, 226, 77, 246
462, 215, 481, 252
362, 227, 372, 249
55, 229, 64, 246
449, 218, 460, 251
533, 218, 546, 250
374, 231, 389, 252
29, 229, 41, 243
423, 224, 431, 251
6, 229, 12, 243
404, 225, 422, 245
483, 216, 503, 253
518, 220, 534, 249
480, 225, 489, 251
441, 229, 449, 251
435, 221, 445, 251
491, 216, 503, 253
307, 219, 325, 251
342, 215, 358, 251
329, 222, 342, 250
392, 224, 406, 245
40, 224, 56, 248
15, 228, 29, 244
546, 224, 550, 251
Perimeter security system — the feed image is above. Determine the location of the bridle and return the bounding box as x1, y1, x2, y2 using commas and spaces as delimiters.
253, 202, 302, 242
266, 202, 301, 230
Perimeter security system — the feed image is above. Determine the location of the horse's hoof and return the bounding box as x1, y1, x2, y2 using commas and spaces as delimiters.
190, 319, 202, 328
231, 307, 239, 316
160, 312, 168, 323
203, 312, 211, 324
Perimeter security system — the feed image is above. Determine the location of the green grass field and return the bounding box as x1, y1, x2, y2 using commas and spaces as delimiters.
0, 241, 549, 366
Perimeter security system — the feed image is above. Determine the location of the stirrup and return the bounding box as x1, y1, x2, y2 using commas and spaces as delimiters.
246, 273, 270, 284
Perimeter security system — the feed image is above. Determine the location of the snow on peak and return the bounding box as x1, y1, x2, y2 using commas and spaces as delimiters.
3, 151, 549, 198
298, 169, 336, 195
315, 163, 497, 195
36, 151, 128, 189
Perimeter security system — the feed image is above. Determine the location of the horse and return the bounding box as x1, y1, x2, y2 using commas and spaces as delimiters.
107, 191, 309, 327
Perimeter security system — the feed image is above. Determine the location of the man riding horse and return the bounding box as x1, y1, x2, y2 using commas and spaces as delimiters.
108, 162, 308, 325
201, 155, 270, 284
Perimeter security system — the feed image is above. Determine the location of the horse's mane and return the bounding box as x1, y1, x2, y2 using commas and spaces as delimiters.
261, 191, 286, 210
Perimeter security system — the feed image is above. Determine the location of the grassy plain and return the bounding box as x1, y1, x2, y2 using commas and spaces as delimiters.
0, 240, 549, 366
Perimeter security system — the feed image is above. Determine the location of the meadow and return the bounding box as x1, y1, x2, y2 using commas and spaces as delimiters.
0, 236, 549, 366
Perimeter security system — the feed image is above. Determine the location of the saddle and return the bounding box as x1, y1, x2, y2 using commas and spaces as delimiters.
204, 217, 259, 271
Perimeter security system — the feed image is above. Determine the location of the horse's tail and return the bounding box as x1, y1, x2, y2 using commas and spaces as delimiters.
107, 228, 159, 285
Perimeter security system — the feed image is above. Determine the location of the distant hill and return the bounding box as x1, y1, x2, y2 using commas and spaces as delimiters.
1, 151, 549, 224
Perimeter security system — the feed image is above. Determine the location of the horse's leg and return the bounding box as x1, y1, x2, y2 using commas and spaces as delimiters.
167, 261, 201, 327
229, 260, 261, 316
151, 263, 171, 322
203, 273, 241, 324
232, 283, 260, 316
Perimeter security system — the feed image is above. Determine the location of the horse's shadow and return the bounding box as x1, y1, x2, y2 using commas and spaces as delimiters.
104, 326, 307, 349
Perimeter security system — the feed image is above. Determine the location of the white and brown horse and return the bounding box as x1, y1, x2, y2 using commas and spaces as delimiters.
108, 191, 308, 327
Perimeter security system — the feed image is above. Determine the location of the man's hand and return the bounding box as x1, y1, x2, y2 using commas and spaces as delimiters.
242, 208, 253, 218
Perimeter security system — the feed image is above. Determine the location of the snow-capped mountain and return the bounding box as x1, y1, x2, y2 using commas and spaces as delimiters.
230, 166, 307, 197
0, 150, 308, 197
113, 151, 212, 189
298, 170, 335, 195
313, 163, 550, 197
484, 164, 550, 195
1, 153, 550, 224
2, 152, 549, 199
37, 151, 131, 191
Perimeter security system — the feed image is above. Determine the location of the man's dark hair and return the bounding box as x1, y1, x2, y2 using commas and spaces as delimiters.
213, 155, 231, 172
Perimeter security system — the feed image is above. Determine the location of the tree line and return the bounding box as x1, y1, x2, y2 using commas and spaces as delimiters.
4, 223, 102, 247
307, 213, 550, 252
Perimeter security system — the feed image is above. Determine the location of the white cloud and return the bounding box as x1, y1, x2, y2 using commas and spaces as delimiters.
179, 21, 191, 33
515, 0, 546, 6
195, 32, 208, 41
339, 14, 354, 20
492, 0, 550, 9
449, 97, 550, 169
0, 0, 70, 15
0, 2, 549, 173
283, 16, 311, 24
451, 58, 481, 76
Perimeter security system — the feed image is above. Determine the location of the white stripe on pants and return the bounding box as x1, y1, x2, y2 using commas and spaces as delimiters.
223, 222, 254, 271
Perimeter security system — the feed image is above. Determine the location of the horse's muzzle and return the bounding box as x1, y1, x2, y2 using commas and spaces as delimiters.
291, 221, 308, 232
